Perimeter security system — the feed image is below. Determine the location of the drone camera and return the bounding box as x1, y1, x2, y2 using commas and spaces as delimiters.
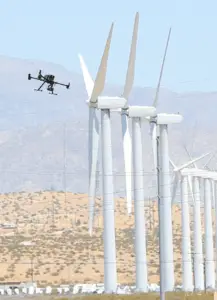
28, 74, 31, 80
66, 83, 70, 89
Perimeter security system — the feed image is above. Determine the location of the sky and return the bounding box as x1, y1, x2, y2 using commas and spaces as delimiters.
0, 0, 217, 92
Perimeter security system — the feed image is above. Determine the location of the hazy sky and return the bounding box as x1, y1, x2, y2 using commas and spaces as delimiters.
0, 0, 217, 92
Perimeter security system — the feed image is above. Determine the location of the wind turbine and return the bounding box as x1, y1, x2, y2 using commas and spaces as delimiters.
122, 105, 157, 293
79, 22, 120, 293
79, 12, 139, 238
79, 13, 141, 292
133, 27, 176, 292
111, 25, 171, 291
170, 152, 210, 291
155, 113, 183, 292
182, 168, 216, 290
184, 148, 216, 290
135, 27, 176, 292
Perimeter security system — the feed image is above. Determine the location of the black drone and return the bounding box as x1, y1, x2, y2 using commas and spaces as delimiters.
28, 70, 70, 95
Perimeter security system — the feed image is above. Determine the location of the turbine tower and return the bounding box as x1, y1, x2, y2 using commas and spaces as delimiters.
203, 176, 215, 289
192, 174, 204, 290
154, 113, 183, 292
123, 105, 157, 291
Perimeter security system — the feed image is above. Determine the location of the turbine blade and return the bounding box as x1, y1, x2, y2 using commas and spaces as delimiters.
90, 23, 114, 103
88, 107, 100, 236
169, 158, 177, 169
121, 114, 132, 214
122, 12, 139, 100
176, 152, 211, 171
183, 144, 198, 168
171, 173, 179, 204
203, 151, 216, 169
152, 27, 171, 107
150, 122, 157, 170
187, 175, 195, 204
211, 180, 215, 208
78, 54, 94, 98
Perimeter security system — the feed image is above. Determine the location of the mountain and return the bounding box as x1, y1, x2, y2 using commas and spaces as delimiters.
0, 55, 216, 197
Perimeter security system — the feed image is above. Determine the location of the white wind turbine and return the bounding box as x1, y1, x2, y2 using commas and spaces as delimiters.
184, 148, 216, 290
79, 22, 119, 293
120, 26, 174, 292
118, 96, 157, 292
170, 152, 210, 291
139, 28, 178, 292
154, 113, 183, 292
132, 27, 176, 292
79, 13, 139, 238
181, 168, 216, 290
79, 13, 141, 292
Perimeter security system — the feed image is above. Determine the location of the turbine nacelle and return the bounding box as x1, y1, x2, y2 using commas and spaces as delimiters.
155, 113, 183, 125
181, 168, 217, 180
89, 96, 127, 109
180, 168, 204, 176
127, 106, 156, 118
147, 113, 183, 125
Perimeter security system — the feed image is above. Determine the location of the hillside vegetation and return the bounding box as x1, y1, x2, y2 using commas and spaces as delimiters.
0, 191, 208, 286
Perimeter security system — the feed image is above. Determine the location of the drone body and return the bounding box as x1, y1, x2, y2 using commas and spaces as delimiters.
28, 70, 70, 95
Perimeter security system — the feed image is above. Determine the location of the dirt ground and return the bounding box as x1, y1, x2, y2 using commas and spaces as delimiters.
0, 191, 210, 286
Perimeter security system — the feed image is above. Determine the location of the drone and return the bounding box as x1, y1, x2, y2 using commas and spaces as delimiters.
28, 70, 70, 95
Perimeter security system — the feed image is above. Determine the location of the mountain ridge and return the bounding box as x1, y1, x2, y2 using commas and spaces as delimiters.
0, 55, 215, 197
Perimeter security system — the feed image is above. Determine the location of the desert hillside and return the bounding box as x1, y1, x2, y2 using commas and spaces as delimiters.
0, 191, 210, 286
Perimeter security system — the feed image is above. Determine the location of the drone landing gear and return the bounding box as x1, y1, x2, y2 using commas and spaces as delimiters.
47, 84, 58, 95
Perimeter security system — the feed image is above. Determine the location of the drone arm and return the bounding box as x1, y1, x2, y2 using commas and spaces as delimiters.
53, 81, 70, 88
29, 76, 45, 82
